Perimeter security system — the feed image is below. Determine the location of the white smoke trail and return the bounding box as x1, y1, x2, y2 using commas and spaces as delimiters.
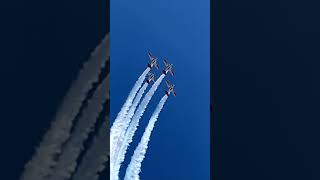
21, 35, 109, 180
111, 74, 165, 180
47, 75, 109, 180
111, 82, 148, 170
72, 115, 109, 180
124, 95, 168, 180
110, 68, 150, 164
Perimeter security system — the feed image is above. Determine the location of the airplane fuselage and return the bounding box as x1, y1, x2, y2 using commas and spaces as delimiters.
148, 60, 155, 68
165, 88, 173, 96
165, 85, 176, 96
148, 59, 159, 69
162, 64, 172, 74
146, 75, 154, 84
146, 72, 155, 84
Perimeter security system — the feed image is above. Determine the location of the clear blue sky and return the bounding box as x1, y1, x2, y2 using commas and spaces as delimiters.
110, 0, 210, 179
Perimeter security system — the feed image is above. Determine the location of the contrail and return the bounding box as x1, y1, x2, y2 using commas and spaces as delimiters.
47, 75, 109, 180
111, 74, 165, 180
72, 115, 109, 180
21, 35, 109, 180
110, 68, 150, 163
124, 95, 168, 180
111, 82, 148, 170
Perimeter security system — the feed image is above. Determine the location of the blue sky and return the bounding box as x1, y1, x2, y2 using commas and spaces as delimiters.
110, 0, 210, 179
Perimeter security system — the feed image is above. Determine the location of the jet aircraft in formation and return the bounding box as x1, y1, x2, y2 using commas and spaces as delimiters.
165, 80, 176, 97
147, 52, 159, 69
146, 51, 176, 96
162, 59, 174, 76
145, 72, 155, 84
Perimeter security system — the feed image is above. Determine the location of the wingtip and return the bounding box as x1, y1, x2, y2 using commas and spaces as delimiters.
163, 59, 168, 63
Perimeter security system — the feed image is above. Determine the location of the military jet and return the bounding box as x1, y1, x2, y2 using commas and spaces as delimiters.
145, 72, 155, 84
162, 59, 174, 76
165, 80, 176, 97
147, 52, 159, 69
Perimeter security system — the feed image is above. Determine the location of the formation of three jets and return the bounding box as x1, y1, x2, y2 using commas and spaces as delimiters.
146, 52, 177, 97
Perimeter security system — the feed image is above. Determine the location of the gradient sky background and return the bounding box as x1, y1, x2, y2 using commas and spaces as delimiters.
110, 0, 210, 179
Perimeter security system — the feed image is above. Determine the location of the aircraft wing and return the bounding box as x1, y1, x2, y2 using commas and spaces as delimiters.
155, 63, 159, 69
169, 68, 174, 76
163, 59, 168, 66
165, 80, 171, 87
173, 90, 177, 97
